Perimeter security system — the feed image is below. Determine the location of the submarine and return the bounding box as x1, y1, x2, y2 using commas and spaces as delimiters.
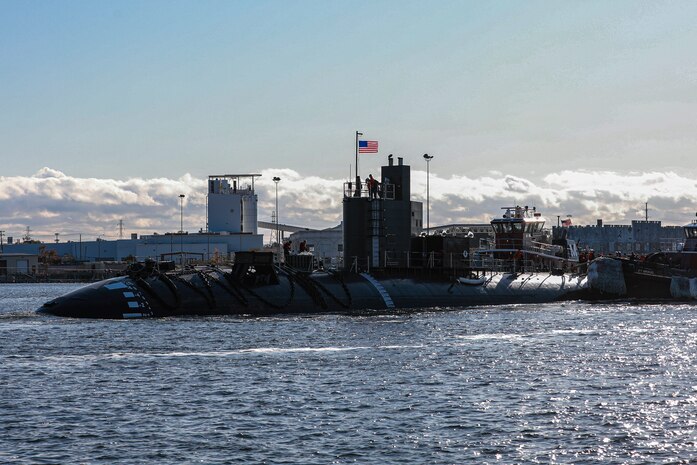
38, 156, 588, 318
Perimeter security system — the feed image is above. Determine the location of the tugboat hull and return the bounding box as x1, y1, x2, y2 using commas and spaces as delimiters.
587, 257, 691, 301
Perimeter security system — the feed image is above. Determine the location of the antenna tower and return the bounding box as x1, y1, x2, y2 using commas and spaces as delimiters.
118, 219, 124, 239
271, 210, 279, 245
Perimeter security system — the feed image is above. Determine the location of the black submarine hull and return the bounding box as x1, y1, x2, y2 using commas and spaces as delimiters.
38, 268, 589, 319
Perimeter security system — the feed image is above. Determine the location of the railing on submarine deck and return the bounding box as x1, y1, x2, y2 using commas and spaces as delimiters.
622, 256, 682, 278
343, 182, 395, 200
348, 251, 576, 275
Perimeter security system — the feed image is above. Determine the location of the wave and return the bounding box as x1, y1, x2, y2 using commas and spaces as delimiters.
5, 344, 426, 365
455, 333, 524, 341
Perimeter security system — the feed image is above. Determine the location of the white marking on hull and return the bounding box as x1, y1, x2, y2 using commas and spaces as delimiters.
360, 273, 396, 309
105, 282, 128, 290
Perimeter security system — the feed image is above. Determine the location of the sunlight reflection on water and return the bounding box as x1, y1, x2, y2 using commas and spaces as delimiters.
2, 284, 697, 463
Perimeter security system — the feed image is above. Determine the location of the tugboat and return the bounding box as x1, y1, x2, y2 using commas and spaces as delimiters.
588, 216, 697, 299
484, 205, 580, 273
38, 156, 588, 318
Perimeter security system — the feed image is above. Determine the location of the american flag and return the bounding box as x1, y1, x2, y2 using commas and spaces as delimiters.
358, 140, 378, 153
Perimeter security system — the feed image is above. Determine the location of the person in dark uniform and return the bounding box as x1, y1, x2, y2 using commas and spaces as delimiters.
368, 174, 378, 199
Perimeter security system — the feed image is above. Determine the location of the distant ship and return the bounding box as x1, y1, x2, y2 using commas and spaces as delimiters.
38, 156, 588, 318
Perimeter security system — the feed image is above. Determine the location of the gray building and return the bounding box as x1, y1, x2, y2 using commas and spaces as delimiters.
559, 219, 684, 254
411, 201, 423, 236
0, 253, 39, 277
289, 223, 344, 268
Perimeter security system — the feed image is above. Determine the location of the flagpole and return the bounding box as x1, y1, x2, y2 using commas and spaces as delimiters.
355, 131, 363, 196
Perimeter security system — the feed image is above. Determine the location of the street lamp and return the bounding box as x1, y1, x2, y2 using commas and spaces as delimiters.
423, 154, 433, 235
179, 194, 185, 265
272, 177, 281, 246
179, 194, 185, 233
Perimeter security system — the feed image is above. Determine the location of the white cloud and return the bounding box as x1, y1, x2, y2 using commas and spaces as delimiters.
402, 169, 697, 226
1, 167, 697, 243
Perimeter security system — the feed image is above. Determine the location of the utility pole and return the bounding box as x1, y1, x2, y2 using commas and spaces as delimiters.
0, 230, 4, 252
273, 177, 281, 247
179, 194, 185, 266
645, 202, 648, 221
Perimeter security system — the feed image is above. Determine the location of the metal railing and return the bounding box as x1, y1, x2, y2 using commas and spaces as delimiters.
347, 251, 579, 275
478, 238, 568, 258
527, 241, 565, 257
343, 182, 395, 200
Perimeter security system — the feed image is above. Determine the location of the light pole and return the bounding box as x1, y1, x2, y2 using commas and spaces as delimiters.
423, 154, 433, 235
273, 177, 281, 246
179, 194, 185, 265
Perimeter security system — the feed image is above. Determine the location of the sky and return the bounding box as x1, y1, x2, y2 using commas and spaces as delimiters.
2, 0, 697, 242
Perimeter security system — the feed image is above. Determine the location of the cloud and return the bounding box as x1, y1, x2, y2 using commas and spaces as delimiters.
1, 167, 696, 243
417, 169, 697, 226
0, 168, 206, 241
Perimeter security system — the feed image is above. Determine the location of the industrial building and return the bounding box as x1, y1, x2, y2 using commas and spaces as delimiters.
556, 219, 684, 254
0, 174, 264, 263
0, 253, 39, 277
288, 223, 344, 268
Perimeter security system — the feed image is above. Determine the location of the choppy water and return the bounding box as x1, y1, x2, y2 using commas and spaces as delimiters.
2, 283, 697, 463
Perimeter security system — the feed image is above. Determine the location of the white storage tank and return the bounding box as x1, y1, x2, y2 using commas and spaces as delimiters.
241, 194, 258, 234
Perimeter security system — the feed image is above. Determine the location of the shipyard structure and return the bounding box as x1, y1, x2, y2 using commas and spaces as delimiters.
1, 175, 264, 264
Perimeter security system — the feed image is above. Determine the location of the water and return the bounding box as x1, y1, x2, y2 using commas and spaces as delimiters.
2, 283, 697, 464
